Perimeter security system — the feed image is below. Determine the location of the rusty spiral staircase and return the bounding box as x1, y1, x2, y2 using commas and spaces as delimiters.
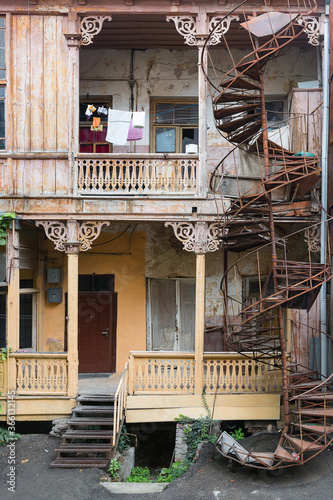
205, 1, 333, 469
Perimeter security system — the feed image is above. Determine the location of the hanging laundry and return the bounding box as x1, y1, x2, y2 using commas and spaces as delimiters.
132, 111, 145, 129
106, 109, 131, 145
97, 106, 108, 116
91, 117, 103, 131
85, 104, 96, 117
127, 119, 143, 141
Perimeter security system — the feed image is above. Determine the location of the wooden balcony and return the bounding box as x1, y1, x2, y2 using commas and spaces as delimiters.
127, 352, 282, 422
77, 153, 197, 196
0, 353, 76, 421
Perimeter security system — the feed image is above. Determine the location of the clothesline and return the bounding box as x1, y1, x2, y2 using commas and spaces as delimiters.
86, 103, 199, 120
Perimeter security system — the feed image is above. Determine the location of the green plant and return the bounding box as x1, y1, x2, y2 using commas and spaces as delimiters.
229, 427, 245, 441
201, 390, 211, 419
126, 466, 152, 483
0, 347, 12, 361
157, 461, 191, 483
107, 458, 121, 481
117, 424, 130, 452
175, 415, 219, 462
0, 427, 21, 446
0, 213, 16, 245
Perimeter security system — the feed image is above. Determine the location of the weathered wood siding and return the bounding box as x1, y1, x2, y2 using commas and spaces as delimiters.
1, 14, 71, 196
10, 14, 69, 152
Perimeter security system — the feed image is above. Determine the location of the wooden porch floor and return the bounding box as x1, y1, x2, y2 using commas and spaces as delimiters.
78, 373, 122, 396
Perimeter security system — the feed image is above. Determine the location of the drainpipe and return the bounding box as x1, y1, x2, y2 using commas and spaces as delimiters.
320, 0, 330, 379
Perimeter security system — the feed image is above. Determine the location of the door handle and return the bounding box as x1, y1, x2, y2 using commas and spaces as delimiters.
101, 328, 109, 340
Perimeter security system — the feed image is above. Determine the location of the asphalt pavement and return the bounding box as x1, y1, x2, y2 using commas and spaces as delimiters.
1, 433, 333, 500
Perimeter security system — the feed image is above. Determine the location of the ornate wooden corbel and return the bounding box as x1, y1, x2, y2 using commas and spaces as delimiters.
36, 221, 110, 252
165, 221, 222, 254
80, 16, 112, 46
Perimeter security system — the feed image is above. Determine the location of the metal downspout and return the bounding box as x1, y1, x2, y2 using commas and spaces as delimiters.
320, 0, 330, 378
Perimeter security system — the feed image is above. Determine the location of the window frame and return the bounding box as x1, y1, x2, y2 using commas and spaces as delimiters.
19, 288, 38, 352
79, 95, 112, 153
150, 98, 198, 154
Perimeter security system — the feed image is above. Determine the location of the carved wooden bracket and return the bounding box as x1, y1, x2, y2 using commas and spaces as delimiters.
36, 221, 110, 252
298, 16, 320, 46
80, 16, 112, 46
166, 15, 238, 46
165, 221, 222, 254
305, 225, 320, 252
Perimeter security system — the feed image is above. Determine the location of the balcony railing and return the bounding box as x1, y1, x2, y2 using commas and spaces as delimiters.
77, 153, 197, 195
128, 352, 282, 395
14, 353, 68, 395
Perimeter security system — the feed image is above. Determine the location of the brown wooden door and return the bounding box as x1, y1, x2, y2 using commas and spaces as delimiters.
78, 292, 117, 373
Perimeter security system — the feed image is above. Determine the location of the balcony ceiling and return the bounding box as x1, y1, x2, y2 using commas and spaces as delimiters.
82, 14, 310, 50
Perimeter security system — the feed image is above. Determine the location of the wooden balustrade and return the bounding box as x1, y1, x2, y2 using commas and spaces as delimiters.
14, 353, 68, 395
77, 154, 197, 195
113, 362, 128, 447
128, 352, 195, 394
203, 354, 281, 393
128, 352, 281, 395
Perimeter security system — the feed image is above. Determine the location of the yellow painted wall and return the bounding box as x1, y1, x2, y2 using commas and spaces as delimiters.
41, 228, 146, 371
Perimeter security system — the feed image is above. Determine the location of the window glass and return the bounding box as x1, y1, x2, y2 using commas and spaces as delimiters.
155, 103, 174, 124
156, 127, 176, 153
19, 294, 33, 349
175, 103, 198, 124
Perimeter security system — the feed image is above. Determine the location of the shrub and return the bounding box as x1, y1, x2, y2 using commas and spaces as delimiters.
126, 466, 152, 483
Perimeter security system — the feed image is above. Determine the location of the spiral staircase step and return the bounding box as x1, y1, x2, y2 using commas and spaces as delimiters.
217, 113, 261, 134
219, 76, 260, 91
214, 93, 260, 104
283, 436, 325, 452
214, 103, 259, 120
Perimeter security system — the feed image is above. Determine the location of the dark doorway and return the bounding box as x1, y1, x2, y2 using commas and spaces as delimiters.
78, 274, 117, 373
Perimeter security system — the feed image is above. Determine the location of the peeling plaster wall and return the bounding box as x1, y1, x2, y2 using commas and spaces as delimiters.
143, 223, 225, 320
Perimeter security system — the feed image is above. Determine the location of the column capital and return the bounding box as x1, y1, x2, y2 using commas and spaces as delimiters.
165, 221, 222, 254
36, 220, 110, 252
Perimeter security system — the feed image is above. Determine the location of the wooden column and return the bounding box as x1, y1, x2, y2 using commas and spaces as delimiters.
64, 13, 81, 196
66, 244, 79, 398
194, 253, 206, 394
197, 40, 208, 197
6, 222, 20, 396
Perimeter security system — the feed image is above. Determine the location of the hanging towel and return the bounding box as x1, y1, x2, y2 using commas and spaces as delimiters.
132, 111, 145, 129
91, 117, 103, 131
127, 119, 143, 141
105, 109, 131, 145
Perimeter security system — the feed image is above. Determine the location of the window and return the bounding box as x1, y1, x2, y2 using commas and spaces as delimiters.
265, 97, 287, 129
79, 97, 112, 153
19, 279, 37, 351
151, 99, 198, 153
147, 278, 195, 351
0, 16, 5, 150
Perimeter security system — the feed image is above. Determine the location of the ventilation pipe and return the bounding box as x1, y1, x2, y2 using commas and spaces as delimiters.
320, 0, 330, 378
